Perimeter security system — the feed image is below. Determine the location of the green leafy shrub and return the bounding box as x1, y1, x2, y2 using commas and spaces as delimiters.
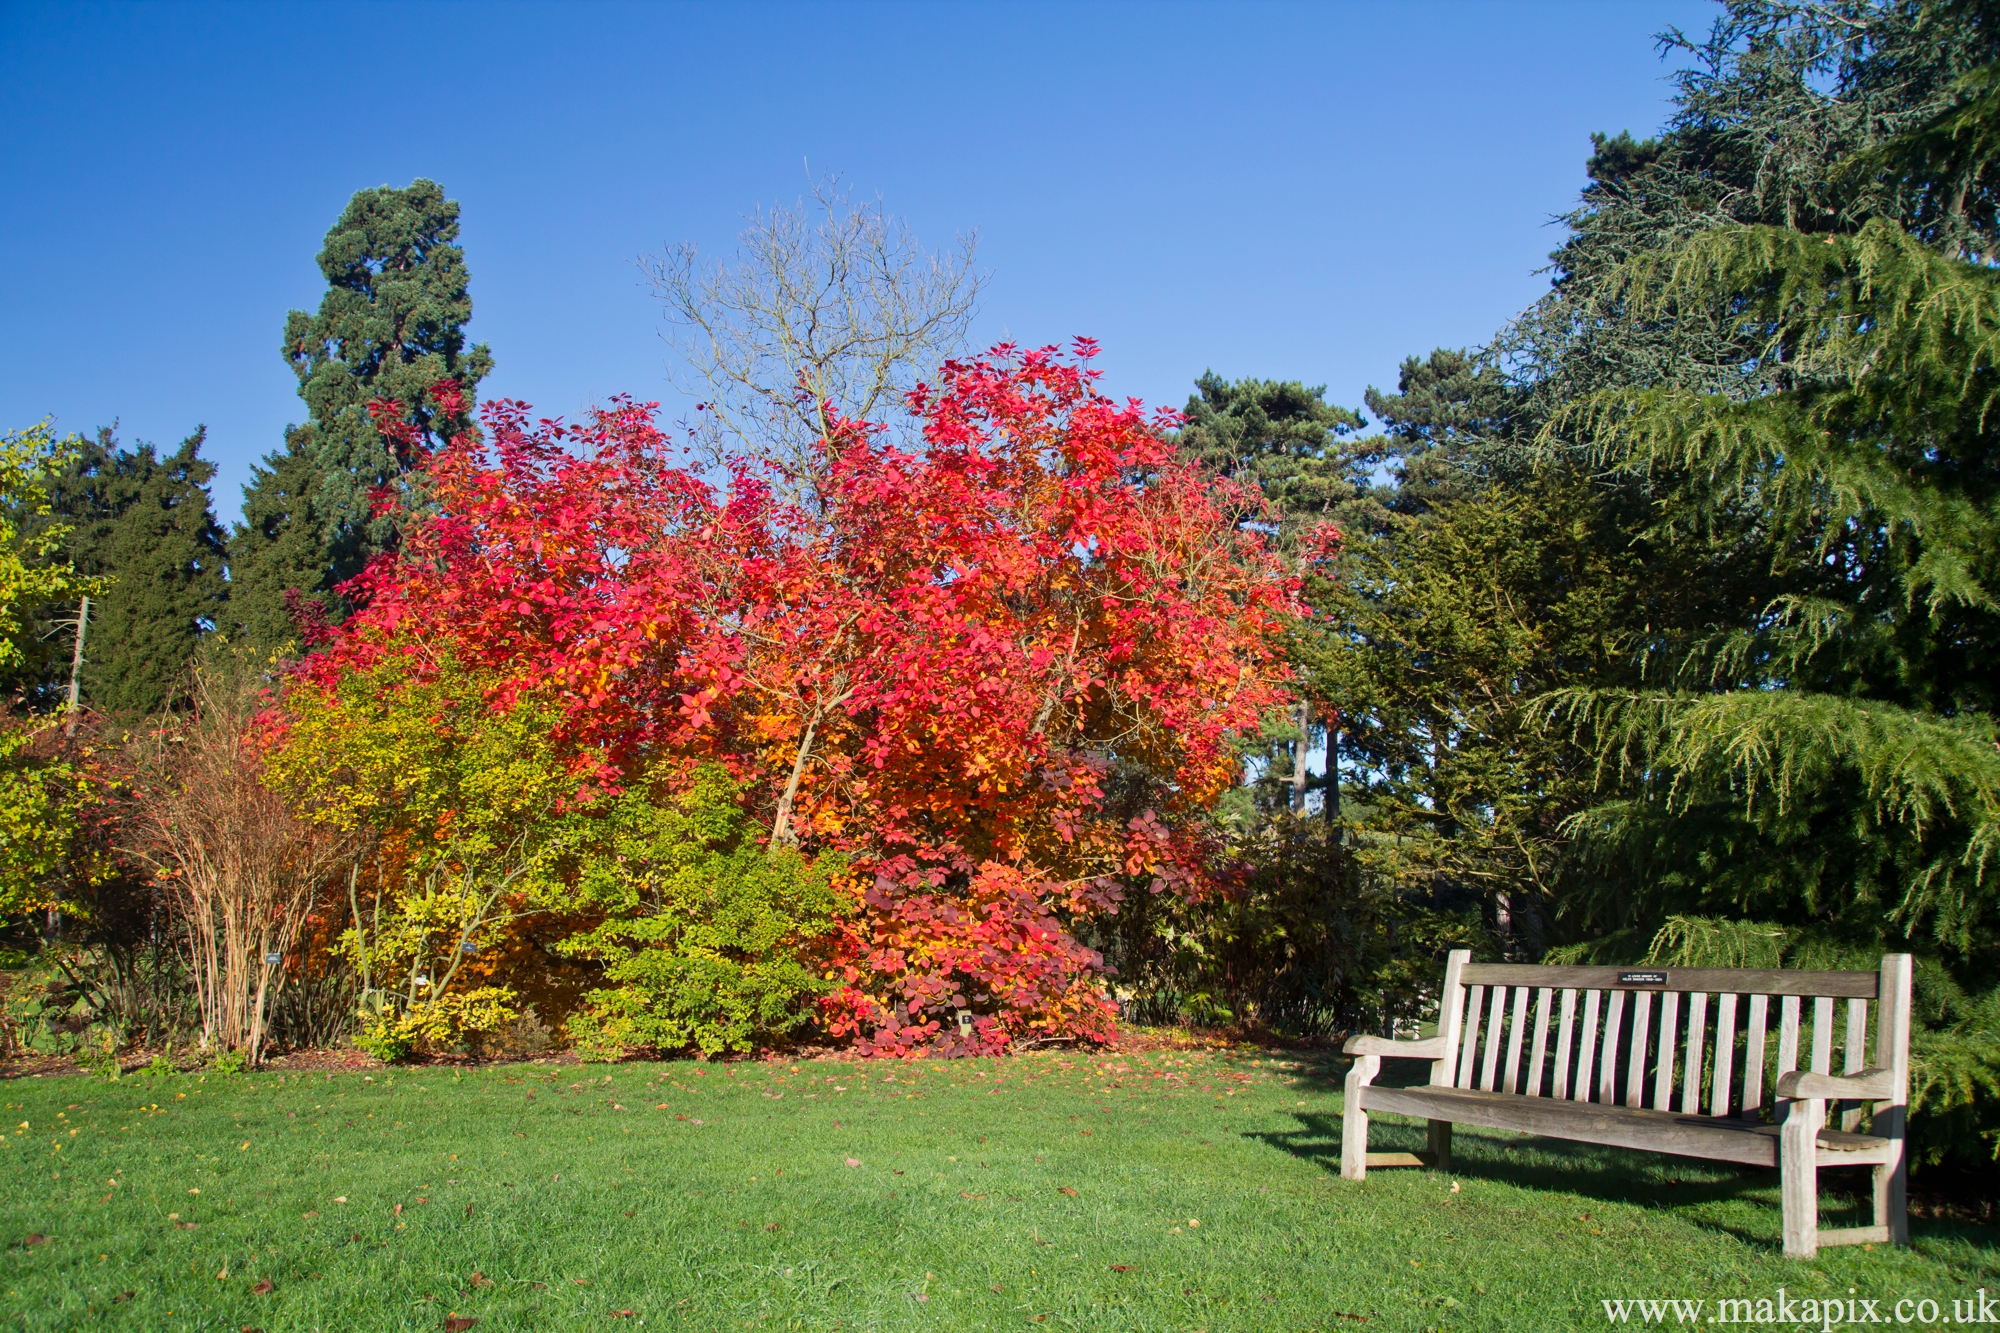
559, 766, 845, 1060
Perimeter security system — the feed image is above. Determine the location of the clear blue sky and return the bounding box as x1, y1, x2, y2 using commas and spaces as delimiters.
2, 1, 1714, 525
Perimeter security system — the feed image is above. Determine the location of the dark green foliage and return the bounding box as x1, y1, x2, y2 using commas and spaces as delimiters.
228, 438, 333, 653
38, 429, 228, 715
1174, 374, 1381, 830
559, 766, 844, 1058
1504, 0, 2000, 419
1359, 348, 1524, 509
1159, 2, 2000, 1180
1176, 372, 1373, 549
233, 179, 491, 647
1107, 818, 1486, 1038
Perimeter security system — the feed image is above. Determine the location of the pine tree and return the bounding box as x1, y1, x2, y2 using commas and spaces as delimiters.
232, 178, 490, 648
46, 428, 229, 715
1175, 372, 1371, 550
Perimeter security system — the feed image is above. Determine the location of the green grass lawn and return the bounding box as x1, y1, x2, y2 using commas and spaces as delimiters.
1, 1047, 1995, 1332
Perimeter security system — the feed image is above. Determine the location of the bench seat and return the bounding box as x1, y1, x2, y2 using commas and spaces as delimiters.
1358, 1082, 1895, 1169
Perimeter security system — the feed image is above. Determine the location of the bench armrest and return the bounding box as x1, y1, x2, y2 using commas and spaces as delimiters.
1343, 1034, 1449, 1059
1776, 1067, 1897, 1101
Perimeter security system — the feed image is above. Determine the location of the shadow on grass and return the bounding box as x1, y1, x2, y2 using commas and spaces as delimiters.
1250, 1107, 2000, 1265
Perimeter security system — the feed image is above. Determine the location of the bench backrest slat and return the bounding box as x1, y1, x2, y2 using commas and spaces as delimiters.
1575, 989, 1601, 1103
1422, 951, 1908, 1124
1777, 995, 1802, 1115
1843, 997, 1869, 1131
1621, 991, 1648, 1109
1456, 984, 1484, 1087
1526, 987, 1553, 1098
1552, 988, 1578, 1100
1479, 987, 1506, 1092
1599, 990, 1625, 1104
1651, 991, 1679, 1111
1681, 992, 1708, 1113
1743, 993, 1770, 1119
1502, 987, 1531, 1094
1710, 992, 1737, 1117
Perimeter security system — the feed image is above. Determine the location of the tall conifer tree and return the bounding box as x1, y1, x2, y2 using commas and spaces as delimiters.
232, 178, 490, 648
45, 428, 230, 715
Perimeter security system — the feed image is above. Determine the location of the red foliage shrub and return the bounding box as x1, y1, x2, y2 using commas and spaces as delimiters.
291, 343, 1298, 1054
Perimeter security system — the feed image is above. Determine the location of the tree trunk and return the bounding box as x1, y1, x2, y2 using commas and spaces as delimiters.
1290, 701, 1311, 813
771, 708, 821, 847
64, 595, 90, 737
1324, 712, 1341, 825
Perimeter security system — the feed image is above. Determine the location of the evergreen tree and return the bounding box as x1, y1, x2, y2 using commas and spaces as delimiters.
232, 178, 491, 648
1174, 375, 1377, 824
228, 439, 331, 653
1295, 0, 2000, 1172
1176, 372, 1372, 550
44, 428, 229, 715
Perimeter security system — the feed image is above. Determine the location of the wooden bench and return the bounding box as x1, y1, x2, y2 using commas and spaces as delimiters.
1340, 950, 1912, 1259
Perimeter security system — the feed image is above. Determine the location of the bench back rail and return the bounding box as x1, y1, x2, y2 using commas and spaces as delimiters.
1430, 956, 1903, 1129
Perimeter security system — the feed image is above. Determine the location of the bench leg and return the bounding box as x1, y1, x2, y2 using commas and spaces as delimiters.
1781, 1097, 1824, 1259
1341, 1055, 1379, 1181
1427, 1119, 1452, 1172
1873, 1103, 1907, 1245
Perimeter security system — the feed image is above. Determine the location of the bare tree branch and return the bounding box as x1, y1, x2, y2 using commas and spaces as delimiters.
643, 174, 985, 502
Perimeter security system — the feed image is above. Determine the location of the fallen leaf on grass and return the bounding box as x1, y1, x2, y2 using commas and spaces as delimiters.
612, 1311, 636, 1319
1332, 1314, 1369, 1324
251, 1280, 274, 1294
24, 1233, 48, 1247
623, 1210, 634, 1218
1110, 1264, 1134, 1272
1057, 1187, 1077, 1197
465, 1204, 474, 1218
113, 1292, 134, 1304
845, 1157, 861, 1167
764, 1223, 780, 1231
960, 1192, 986, 1199
655, 1104, 670, 1110
442, 1319, 478, 1333
303, 1211, 320, 1219
990, 1284, 1003, 1293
